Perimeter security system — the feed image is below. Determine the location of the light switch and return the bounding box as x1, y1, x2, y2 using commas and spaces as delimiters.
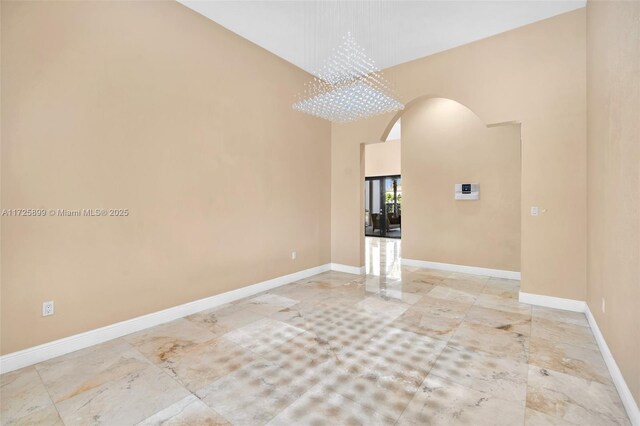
530, 206, 539, 216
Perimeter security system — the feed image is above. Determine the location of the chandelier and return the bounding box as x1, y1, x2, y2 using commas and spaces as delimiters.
293, 32, 404, 123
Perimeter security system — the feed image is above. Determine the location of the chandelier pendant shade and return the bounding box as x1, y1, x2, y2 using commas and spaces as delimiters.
293, 33, 404, 123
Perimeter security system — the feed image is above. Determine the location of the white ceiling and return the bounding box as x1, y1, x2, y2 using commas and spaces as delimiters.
179, 0, 585, 75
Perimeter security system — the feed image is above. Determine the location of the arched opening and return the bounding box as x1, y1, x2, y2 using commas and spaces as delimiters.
362, 96, 521, 278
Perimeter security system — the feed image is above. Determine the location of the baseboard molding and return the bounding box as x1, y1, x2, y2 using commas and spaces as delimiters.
330, 263, 366, 275
401, 258, 520, 280
518, 291, 587, 312
585, 306, 640, 426
0, 263, 332, 375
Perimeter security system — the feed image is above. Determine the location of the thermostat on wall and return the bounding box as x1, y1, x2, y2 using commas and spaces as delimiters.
455, 183, 479, 200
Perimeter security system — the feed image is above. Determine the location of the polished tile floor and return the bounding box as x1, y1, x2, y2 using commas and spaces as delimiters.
1, 237, 630, 425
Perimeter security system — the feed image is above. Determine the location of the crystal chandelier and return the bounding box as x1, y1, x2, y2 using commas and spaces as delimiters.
293, 32, 404, 123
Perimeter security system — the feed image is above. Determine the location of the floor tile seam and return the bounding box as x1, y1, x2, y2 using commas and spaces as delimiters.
471, 293, 532, 317
445, 291, 479, 342
258, 383, 309, 425
179, 324, 261, 355
525, 347, 621, 405
185, 312, 270, 340
237, 320, 314, 367
528, 334, 607, 357
189, 356, 279, 426
466, 304, 533, 320
428, 366, 527, 403
446, 280, 490, 295
533, 319, 592, 329
437, 339, 530, 370
392, 278, 467, 422
32, 366, 67, 426
134, 394, 233, 426
131, 395, 194, 426
45, 340, 194, 426
236, 328, 306, 359
526, 361, 624, 395
527, 296, 533, 347
426, 371, 527, 409
390, 338, 449, 424
430, 346, 529, 406
262, 361, 398, 425
525, 363, 632, 424
529, 314, 593, 330
478, 289, 521, 298
523, 346, 533, 426
123, 339, 197, 406
317, 375, 402, 424
37, 338, 159, 406
445, 296, 531, 362
476, 291, 531, 303
182, 383, 238, 426
524, 406, 581, 426
527, 329, 600, 352
249, 371, 324, 426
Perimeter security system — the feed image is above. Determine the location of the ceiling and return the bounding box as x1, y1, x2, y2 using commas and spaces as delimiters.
178, 0, 585, 75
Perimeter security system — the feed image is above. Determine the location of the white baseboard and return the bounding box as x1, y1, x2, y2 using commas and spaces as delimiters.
0, 263, 332, 375
330, 263, 366, 275
585, 306, 640, 426
401, 258, 520, 280
518, 291, 587, 312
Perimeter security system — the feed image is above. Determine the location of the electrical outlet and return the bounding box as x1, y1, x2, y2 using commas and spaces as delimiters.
530, 206, 539, 216
602, 298, 606, 313
42, 301, 54, 317
291, 251, 297, 260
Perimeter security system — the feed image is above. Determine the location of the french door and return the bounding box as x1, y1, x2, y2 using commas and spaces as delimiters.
364, 175, 401, 239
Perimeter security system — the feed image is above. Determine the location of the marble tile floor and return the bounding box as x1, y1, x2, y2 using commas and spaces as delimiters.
0, 237, 630, 425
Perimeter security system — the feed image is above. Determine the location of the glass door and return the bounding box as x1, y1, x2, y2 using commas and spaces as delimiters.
365, 175, 401, 239
365, 178, 383, 237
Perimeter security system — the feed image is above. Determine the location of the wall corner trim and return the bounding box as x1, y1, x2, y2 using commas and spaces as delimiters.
520, 291, 639, 425
585, 306, 640, 426
401, 258, 520, 280
0, 263, 333, 375
518, 291, 586, 312
330, 263, 366, 275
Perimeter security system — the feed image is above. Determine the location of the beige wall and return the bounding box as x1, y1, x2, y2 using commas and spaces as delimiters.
331, 9, 587, 301
586, 0, 640, 406
402, 98, 520, 271
364, 139, 401, 178
0, 1, 331, 355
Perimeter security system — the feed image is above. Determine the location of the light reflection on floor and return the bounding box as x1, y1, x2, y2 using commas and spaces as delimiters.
365, 236, 402, 279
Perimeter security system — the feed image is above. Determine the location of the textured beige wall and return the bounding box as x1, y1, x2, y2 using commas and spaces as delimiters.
402, 98, 520, 272
0, 1, 331, 354
331, 9, 587, 300
586, 0, 640, 406
364, 139, 401, 178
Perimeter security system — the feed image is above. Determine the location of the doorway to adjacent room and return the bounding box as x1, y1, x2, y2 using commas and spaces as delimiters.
364, 175, 402, 239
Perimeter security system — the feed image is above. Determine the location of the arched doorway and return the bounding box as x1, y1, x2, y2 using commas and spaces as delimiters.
363, 97, 521, 277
